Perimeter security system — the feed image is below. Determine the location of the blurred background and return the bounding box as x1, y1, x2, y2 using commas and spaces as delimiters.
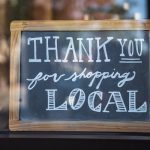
0, 0, 149, 131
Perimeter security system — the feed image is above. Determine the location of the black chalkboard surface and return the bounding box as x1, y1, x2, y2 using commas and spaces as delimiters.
9, 21, 150, 132
20, 30, 149, 121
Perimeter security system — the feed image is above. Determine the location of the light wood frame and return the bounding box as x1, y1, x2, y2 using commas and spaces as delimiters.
10, 20, 150, 132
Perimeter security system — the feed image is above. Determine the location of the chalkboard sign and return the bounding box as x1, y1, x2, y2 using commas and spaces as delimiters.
9, 21, 150, 132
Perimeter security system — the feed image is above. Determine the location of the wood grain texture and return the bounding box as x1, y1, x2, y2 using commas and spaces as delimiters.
11, 20, 150, 31
9, 121, 150, 132
9, 30, 20, 123
9, 20, 150, 132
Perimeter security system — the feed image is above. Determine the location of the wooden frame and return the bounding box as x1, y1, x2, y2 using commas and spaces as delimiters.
10, 20, 150, 132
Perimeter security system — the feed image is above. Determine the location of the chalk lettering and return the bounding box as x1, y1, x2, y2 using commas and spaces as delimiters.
44, 36, 61, 62
46, 89, 67, 110
28, 37, 42, 62
95, 37, 113, 62
62, 37, 78, 62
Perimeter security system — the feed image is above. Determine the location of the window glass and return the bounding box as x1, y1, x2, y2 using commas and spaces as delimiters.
0, 0, 149, 132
